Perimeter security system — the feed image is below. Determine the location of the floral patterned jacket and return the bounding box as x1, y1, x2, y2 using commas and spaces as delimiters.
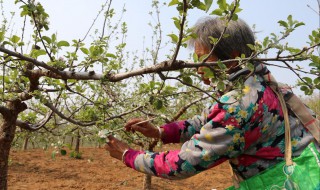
123, 73, 317, 180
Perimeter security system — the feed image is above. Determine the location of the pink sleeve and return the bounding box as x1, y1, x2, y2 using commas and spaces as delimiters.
161, 122, 184, 144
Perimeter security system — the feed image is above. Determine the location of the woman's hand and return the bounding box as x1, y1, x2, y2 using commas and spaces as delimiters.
105, 135, 130, 161
124, 118, 160, 139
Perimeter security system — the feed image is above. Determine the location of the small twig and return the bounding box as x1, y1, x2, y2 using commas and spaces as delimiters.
20, 15, 27, 54
82, 1, 110, 42
202, 0, 239, 63
170, 0, 188, 63
281, 60, 313, 89
100, 0, 113, 40
106, 117, 156, 134
133, 117, 156, 126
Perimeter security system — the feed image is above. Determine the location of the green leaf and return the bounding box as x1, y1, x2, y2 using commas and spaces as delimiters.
223, 34, 230, 38
217, 60, 227, 69
168, 0, 179, 6
204, 0, 213, 12
57, 41, 70, 47
294, 22, 305, 28
106, 53, 116, 58
231, 14, 238, 21
51, 33, 56, 43
314, 77, 320, 85
287, 47, 300, 54
1, 76, 10, 83
193, 52, 198, 62
211, 8, 223, 16
20, 9, 29, 17
247, 44, 255, 51
234, 7, 242, 14
31, 49, 47, 57
18, 42, 25, 46
10, 35, 20, 43
302, 77, 312, 84
182, 35, 192, 43
76, 85, 83, 92
182, 76, 193, 85
42, 36, 51, 44
153, 99, 163, 110
312, 30, 319, 38
202, 67, 214, 78
287, 15, 293, 26
80, 47, 89, 55
217, 0, 227, 10
217, 81, 225, 91
167, 34, 178, 43
278, 20, 288, 28
196, 2, 206, 11
0, 31, 4, 42
2, 41, 13, 47
263, 37, 269, 47
199, 54, 208, 62
209, 36, 218, 44
246, 62, 254, 71
174, 20, 181, 30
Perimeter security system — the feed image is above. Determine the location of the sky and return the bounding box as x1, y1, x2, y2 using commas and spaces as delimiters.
1, 0, 319, 95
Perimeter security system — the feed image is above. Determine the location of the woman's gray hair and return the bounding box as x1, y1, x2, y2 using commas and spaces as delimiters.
189, 17, 255, 60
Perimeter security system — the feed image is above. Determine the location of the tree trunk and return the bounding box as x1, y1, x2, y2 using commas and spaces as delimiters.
70, 136, 74, 149
142, 140, 158, 190
22, 136, 29, 151
75, 129, 80, 153
0, 100, 27, 190
143, 174, 152, 190
0, 116, 17, 190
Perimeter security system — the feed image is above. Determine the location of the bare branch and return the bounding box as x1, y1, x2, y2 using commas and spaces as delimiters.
171, 0, 188, 63
170, 96, 209, 122
44, 102, 96, 126
100, 0, 113, 40
30, 11, 54, 62
202, 0, 239, 63
82, 0, 111, 42
157, 71, 219, 102
104, 106, 143, 122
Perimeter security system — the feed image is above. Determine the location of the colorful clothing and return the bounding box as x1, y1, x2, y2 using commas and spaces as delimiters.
124, 73, 318, 180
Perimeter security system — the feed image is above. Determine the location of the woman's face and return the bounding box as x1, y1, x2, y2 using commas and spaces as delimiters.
194, 42, 218, 85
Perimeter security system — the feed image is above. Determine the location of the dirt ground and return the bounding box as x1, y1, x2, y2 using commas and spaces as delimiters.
8, 144, 233, 190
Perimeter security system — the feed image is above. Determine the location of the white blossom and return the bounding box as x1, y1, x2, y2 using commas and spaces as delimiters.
98, 129, 109, 139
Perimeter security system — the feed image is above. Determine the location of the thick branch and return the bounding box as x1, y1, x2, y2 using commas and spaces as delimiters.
0, 46, 102, 80
1, 44, 318, 84
0, 105, 10, 118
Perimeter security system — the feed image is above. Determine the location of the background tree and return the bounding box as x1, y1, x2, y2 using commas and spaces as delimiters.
0, 0, 319, 189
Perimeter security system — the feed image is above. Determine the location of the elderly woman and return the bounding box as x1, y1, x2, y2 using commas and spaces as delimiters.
105, 17, 318, 181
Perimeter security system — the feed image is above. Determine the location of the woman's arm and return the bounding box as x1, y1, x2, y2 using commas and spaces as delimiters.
123, 76, 266, 180
160, 106, 213, 144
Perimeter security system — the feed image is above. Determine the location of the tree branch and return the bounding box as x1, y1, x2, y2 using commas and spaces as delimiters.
171, 0, 188, 63
170, 96, 209, 122
104, 106, 143, 122
1, 42, 318, 84
16, 110, 53, 131
44, 102, 96, 126
0, 105, 10, 117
